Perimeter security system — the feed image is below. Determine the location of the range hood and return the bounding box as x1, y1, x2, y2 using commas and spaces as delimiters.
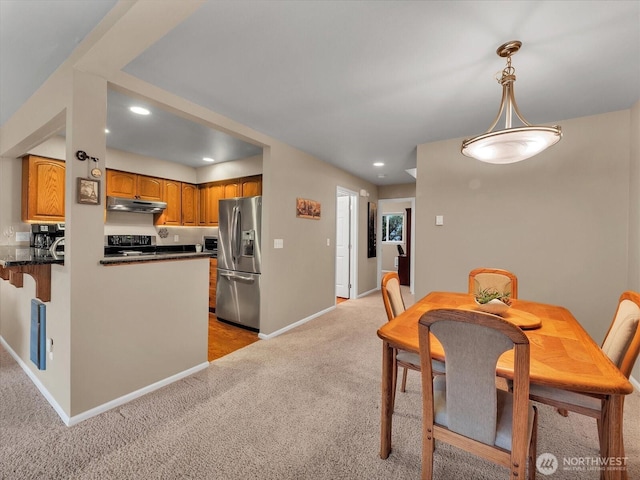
106, 196, 167, 214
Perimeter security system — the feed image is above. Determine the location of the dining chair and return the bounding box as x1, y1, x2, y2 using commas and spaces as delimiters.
528, 290, 640, 447
418, 308, 537, 480
469, 267, 519, 299
380, 272, 444, 410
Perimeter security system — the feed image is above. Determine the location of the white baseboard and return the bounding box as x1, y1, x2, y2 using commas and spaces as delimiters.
358, 287, 379, 298
68, 361, 209, 426
1, 335, 209, 427
258, 305, 336, 340
1, 336, 70, 425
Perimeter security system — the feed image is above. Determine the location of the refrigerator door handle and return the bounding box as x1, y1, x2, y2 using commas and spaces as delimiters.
231, 205, 239, 263
219, 271, 256, 283
234, 208, 242, 261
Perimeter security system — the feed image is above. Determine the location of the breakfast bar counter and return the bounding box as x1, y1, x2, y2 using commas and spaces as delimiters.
100, 251, 211, 265
0, 246, 62, 302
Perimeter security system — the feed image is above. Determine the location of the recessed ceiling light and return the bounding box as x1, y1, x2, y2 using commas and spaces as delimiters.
373, 162, 385, 167
104, 128, 110, 134
129, 106, 150, 115
203, 157, 215, 162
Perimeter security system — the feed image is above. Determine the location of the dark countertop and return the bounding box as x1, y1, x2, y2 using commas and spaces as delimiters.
100, 251, 212, 265
0, 246, 64, 267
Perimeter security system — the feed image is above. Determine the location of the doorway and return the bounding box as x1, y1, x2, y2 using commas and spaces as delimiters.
377, 197, 415, 293
336, 187, 357, 301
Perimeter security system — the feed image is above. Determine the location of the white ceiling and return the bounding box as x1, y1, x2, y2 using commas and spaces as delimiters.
1, 1, 639, 185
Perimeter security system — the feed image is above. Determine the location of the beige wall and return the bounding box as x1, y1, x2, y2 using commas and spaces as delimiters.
416, 110, 632, 354
196, 154, 262, 183
379, 183, 416, 199
0, 70, 210, 420
259, 142, 378, 335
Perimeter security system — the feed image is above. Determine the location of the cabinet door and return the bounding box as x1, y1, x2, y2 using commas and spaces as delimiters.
156, 180, 181, 225
106, 170, 137, 198
223, 180, 239, 199
137, 175, 163, 201
209, 257, 217, 310
240, 175, 262, 197
207, 183, 225, 225
181, 183, 198, 226
198, 184, 209, 225
21, 155, 65, 222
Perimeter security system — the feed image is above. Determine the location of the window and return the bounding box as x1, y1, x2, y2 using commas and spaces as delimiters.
382, 213, 404, 243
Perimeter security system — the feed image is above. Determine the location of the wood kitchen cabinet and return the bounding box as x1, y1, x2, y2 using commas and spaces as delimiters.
106, 168, 261, 226
155, 179, 181, 226
209, 257, 217, 311
197, 175, 262, 226
136, 175, 163, 201
240, 175, 262, 197
106, 170, 137, 198
21, 155, 65, 222
106, 169, 163, 201
198, 182, 224, 226
223, 180, 239, 198
181, 183, 198, 226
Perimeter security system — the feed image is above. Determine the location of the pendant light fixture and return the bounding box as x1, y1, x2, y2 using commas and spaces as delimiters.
461, 41, 562, 164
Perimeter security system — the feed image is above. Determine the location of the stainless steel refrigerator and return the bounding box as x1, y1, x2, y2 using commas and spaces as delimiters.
216, 196, 262, 330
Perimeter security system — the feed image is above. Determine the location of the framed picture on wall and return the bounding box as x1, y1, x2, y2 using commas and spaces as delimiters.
77, 177, 100, 205
367, 201, 376, 258
296, 197, 321, 220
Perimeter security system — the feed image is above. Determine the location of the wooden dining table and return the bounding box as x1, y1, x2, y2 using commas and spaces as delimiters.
377, 291, 634, 480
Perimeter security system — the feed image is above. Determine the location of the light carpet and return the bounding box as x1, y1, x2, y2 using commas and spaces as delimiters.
1, 289, 638, 479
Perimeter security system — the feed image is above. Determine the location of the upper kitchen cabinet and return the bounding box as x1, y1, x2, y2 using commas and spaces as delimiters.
155, 179, 182, 226
106, 169, 163, 202
105, 170, 136, 198
197, 176, 261, 226
22, 155, 65, 222
198, 182, 224, 226
181, 183, 198, 226
223, 180, 239, 199
240, 175, 262, 197
137, 175, 163, 201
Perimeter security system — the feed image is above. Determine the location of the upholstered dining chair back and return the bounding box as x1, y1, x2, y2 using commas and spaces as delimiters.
600, 291, 640, 378
419, 308, 536, 480
381, 272, 406, 321
469, 267, 519, 299
528, 291, 640, 425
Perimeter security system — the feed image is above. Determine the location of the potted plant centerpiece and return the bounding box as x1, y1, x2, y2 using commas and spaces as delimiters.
474, 287, 512, 315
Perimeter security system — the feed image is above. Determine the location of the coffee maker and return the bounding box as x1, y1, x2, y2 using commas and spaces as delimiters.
31, 223, 65, 256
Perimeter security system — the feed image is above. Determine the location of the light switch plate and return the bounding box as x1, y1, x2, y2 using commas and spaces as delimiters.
274, 239, 284, 249
435, 215, 444, 226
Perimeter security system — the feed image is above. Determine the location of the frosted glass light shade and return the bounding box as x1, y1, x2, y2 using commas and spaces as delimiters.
461, 125, 562, 164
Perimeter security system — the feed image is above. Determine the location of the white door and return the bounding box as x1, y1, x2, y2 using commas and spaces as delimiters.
336, 195, 351, 298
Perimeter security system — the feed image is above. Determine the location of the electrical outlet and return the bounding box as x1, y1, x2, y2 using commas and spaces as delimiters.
174, 234, 179, 242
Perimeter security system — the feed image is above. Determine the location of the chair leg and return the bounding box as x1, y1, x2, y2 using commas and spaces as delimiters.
400, 366, 409, 392
391, 351, 398, 412
421, 426, 435, 480
596, 415, 604, 454
528, 406, 538, 480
